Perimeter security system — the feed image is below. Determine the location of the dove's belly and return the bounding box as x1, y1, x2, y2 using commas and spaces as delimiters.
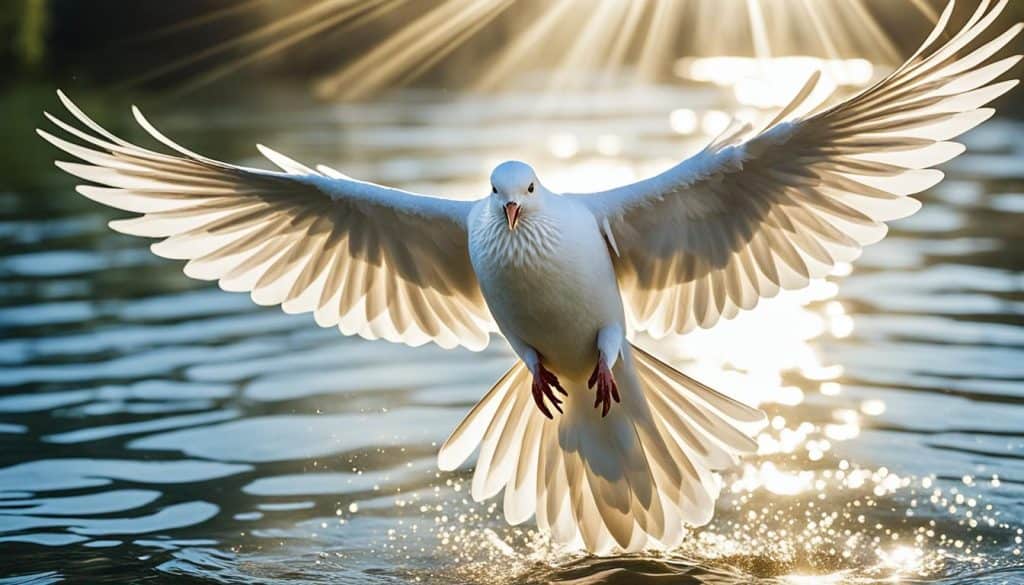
470, 207, 625, 380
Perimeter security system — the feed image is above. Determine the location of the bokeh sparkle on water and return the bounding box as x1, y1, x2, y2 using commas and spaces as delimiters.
1, 64, 1023, 584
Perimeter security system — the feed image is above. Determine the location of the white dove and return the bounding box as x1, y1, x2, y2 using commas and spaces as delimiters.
39, 0, 1019, 554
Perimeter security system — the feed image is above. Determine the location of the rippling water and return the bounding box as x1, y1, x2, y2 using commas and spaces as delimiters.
1, 81, 1023, 584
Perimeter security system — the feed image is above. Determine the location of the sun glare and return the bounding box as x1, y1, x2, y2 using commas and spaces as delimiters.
677, 56, 875, 108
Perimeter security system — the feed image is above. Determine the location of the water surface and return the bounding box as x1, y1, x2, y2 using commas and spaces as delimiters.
1, 82, 1022, 584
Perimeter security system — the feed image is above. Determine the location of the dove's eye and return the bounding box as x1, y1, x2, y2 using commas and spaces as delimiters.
492, 185, 497, 194
527, 183, 534, 193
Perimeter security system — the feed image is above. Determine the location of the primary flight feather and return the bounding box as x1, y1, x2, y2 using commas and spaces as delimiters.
39, 0, 1020, 554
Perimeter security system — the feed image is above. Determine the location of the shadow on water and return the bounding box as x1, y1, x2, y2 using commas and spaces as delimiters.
531, 556, 744, 584
0, 76, 1023, 584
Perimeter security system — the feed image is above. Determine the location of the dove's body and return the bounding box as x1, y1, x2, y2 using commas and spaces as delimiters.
469, 194, 624, 380
41, 0, 1020, 555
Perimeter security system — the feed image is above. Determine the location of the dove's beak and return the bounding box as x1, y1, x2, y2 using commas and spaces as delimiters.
504, 202, 521, 230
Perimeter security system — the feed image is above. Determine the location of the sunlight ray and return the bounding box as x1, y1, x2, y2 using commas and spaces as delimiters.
117, 0, 921, 104
543, 0, 627, 93
909, 0, 940, 21
123, 0, 360, 88
316, 0, 514, 99
134, 0, 272, 42
473, 0, 578, 91
800, 0, 842, 62
636, 0, 684, 80
847, 0, 903, 64
399, 0, 516, 90
602, 0, 650, 82
746, 0, 773, 60
174, 0, 401, 96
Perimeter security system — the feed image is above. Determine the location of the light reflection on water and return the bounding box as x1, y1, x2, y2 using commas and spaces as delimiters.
1, 74, 1023, 584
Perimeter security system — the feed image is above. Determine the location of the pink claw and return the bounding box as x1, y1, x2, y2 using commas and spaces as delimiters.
587, 357, 620, 417
531, 363, 567, 419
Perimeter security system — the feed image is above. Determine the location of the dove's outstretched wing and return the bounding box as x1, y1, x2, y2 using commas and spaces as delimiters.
576, 0, 1020, 337
39, 92, 495, 350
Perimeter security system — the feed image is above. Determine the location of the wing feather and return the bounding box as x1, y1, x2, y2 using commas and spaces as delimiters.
576, 0, 1020, 335
40, 93, 495, 350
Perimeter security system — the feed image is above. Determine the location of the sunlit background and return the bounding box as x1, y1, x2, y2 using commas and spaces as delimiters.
1, 1, 1022, 583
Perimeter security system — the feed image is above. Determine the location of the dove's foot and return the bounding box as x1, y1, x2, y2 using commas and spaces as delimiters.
588, 356, 620, 417
531, 363, 567, 419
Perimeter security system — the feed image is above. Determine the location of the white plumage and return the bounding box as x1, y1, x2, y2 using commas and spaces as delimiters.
39, 0, 1019, 554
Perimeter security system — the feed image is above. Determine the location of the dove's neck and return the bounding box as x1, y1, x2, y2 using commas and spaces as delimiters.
471, 204, 562, 271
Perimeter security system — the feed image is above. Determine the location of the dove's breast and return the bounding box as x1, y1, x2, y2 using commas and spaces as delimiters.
469, 199, 625, 379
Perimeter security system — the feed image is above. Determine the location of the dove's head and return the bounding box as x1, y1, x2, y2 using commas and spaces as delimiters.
489, 160, 544, 230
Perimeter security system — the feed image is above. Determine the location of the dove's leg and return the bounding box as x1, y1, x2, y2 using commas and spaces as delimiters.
508, 338, 567, 419
589, 324, 624, 417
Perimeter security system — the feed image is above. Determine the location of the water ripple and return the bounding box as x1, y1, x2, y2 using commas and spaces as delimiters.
1, 86, 1021, 583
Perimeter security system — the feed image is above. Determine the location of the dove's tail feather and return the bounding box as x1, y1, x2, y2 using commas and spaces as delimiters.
437, 343, 766, 554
